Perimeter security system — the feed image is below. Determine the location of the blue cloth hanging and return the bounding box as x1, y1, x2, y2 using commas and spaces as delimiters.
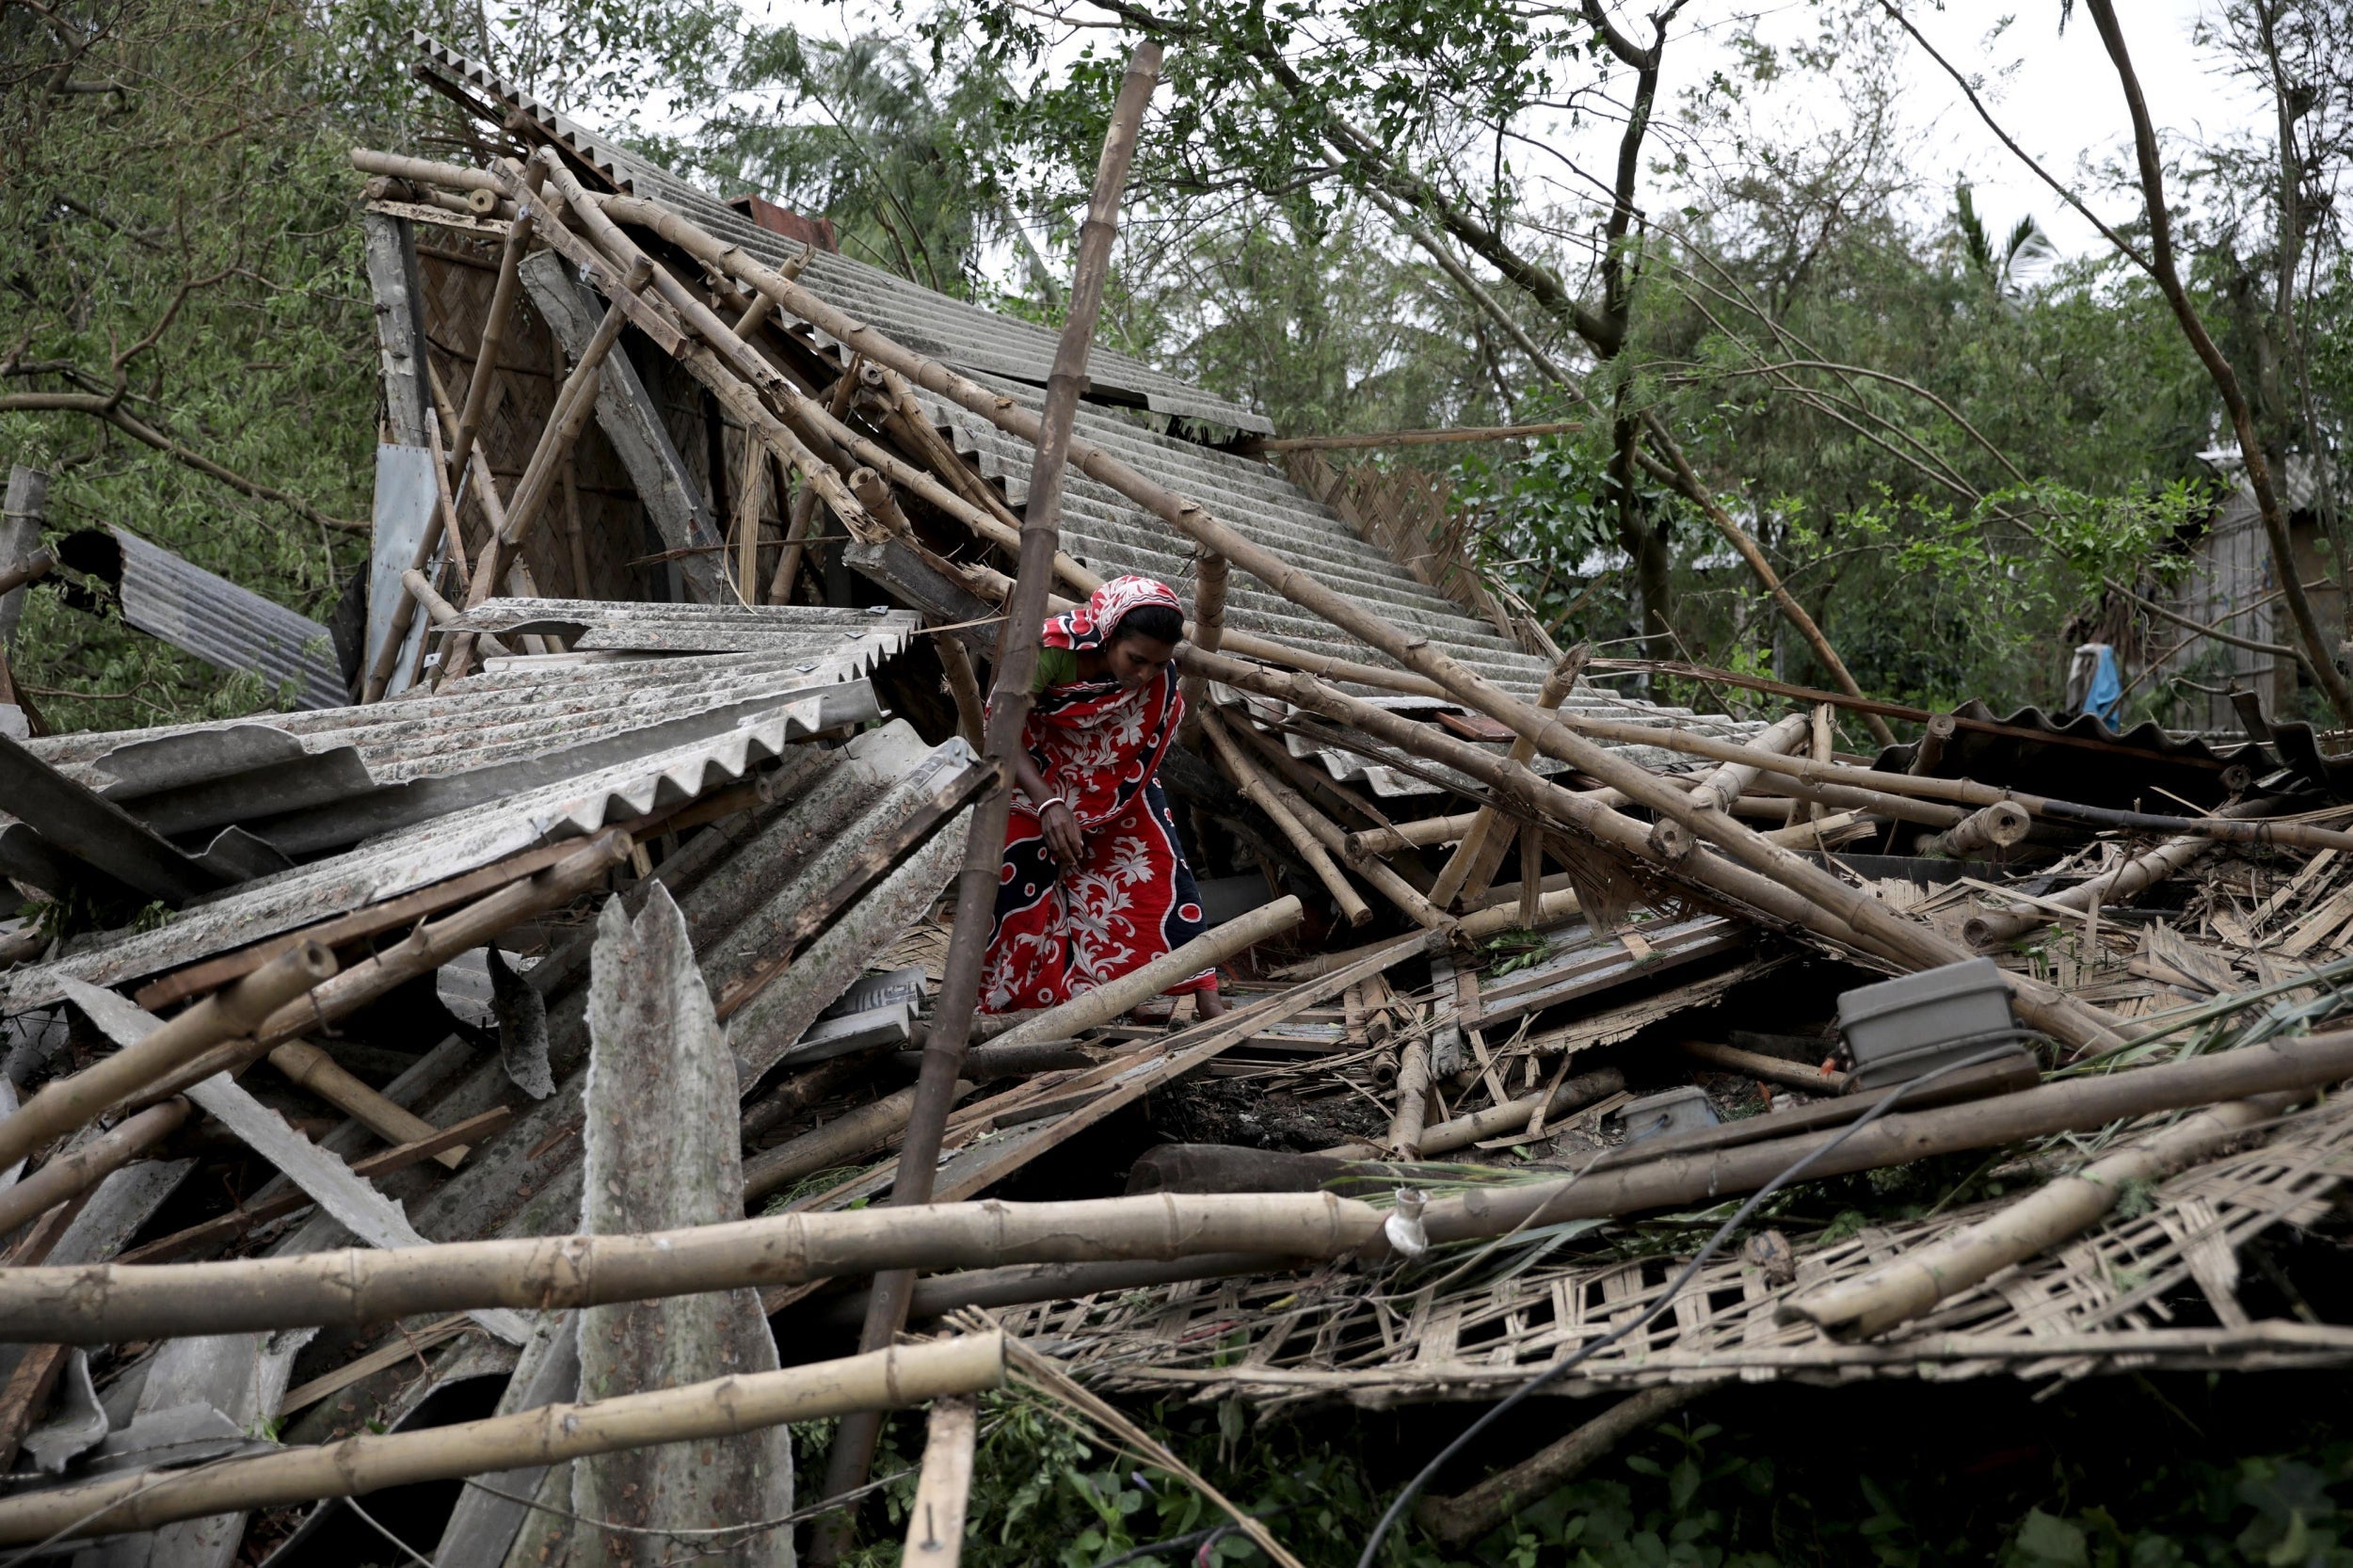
2084, 643, 2123, 728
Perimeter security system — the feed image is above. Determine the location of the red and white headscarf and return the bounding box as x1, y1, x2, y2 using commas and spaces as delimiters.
1040, 574, 1183, 653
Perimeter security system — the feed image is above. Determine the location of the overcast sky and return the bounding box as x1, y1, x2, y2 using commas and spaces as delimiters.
709, 0, 2267, 275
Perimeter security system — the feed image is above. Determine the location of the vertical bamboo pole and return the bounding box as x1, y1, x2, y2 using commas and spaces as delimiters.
1808, 702, 1833, 823
449, 158, 549, 478
1432, 646, 1585, 908
1177, 548, 1229, 717
769, 355, 864, 605
812, 44, 1163, 1560
560, 456, 594, 598
935, 632, 985, 749
732, 436, 767, 606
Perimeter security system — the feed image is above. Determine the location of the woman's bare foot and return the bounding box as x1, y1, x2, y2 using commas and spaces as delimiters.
1194, 982, 1227, 1019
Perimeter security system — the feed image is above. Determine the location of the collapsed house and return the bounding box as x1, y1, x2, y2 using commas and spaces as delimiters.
0, 32, 2351, 1568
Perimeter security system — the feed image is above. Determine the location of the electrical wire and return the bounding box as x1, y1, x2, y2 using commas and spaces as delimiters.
1353, 1043, 2027, 1568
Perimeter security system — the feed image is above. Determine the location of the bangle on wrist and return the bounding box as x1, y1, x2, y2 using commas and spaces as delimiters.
1035, 794, 1067, 815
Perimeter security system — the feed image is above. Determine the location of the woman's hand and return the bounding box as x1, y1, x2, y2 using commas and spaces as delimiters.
1039, 800, 1086, 866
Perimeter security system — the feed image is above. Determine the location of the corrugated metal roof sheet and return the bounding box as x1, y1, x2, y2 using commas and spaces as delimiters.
56, 527, 347, 710
0, 680, 856, 1015
8, 609, 914, 868
1872, 698, 2353, 808
411, 34, 1273, 439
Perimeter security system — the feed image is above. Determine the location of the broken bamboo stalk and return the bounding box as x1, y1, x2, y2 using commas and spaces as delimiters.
936, 631, 985, 747
1432, 648, 1584, 909
449, 156, 550, 477
138, 831, 632, 1105
1177, 645, 2121, 1054
0, 1192, 1379, 1343
1388, 1039, 1433, 1157
732, 434, 767, 605
469, 255, 654, 615
0, 941, 335, 1171
742, 1080, 974, 1205
1350, 810, 1484, 857
1325, 1067, 1625, 1160
0, 549, 56, 600
267, 1038, 470, 1169
1919, 801, 2033, 860
981, 895, 1306, 1050
772, 356, 865, 603
1784, 1094, 2287, 1339
0, 1335, 1007, 1547
1219, 716, 1453, 931
1681, 1039, 1849, 1094
1177, 548, 1230, 717
1413, 1028, 2353, 1249
529, 153, 884, 553
1200, 712, 1370, 925
1962, 803, 2276, 951
401, 568, 510, 656
1689, 710, 1811, 815
0, 1097, 187, 1237
904, 1394, 979, 1568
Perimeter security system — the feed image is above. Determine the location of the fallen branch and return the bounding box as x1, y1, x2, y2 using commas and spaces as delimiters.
1417, 1382, 1720, 1546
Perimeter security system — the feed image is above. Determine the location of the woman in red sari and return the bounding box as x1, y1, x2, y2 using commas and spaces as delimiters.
980, 576, 1227, 1019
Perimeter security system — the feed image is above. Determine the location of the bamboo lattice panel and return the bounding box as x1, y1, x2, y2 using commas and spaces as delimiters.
1005, 1095, 2353, 1408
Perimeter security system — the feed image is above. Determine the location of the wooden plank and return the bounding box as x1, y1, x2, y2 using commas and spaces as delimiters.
361, 212, 429, 446
903, 1396, 978, 1568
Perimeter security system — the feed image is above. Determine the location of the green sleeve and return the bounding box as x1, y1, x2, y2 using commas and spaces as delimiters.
1031, 647, 1080, 692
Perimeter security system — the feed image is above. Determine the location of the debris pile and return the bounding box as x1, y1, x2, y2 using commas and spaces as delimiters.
0, 33, 2350, 1567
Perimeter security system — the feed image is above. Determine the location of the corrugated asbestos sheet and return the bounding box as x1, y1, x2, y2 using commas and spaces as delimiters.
57, 526, 347, 711
1872, 698, 2353, 809
411, 34, 1271, 439
0, 609, 916, 993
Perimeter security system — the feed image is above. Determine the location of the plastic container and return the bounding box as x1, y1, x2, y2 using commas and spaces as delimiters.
1616, 1085, 1719, 1144
1835, 957, 2025, 1091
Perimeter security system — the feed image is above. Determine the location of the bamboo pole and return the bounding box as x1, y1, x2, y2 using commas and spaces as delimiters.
450, 158, 549, 477
732, 434, 767, 605
1681, 1039, 1849, 1094
0, 1336, 1006, 1547
1432, 647, 1585, 908
135, 832, 632, 1107
267, 1038, 470, 1169
1324, 1067, 1625, 1160
573, 188, 2099, 1046
1350, 811, 1483, 857
0, 1097, 186, 1237
823, 59, 1164, 1546
771, 357, 864, 603
400, 568, 510, 657
1177, 548, 1229, 717
1919, 802, 2033, 860
0, 1192, 1378, 1344
742, 1081, 973, 1204
936, 632, 985, 748
980, 895, 1306, 1049
1963, 805, 2265, 950
1199, 712, 1371, 925
1785, 1095, 2285, 1339
1219, 717, 1454, 931
904, 1394, 979, 1568
1413, 1030, 2353, 1249
465, 255, 653, 621
1177, 644, 2121, 1054
0, 550, 56, 599
1388, 1039, 1433, 1157
0, 942, 334, 1171
1246, 420, 1585, 453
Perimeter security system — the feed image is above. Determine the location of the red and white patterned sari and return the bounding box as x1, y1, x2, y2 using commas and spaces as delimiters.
978, 577, 1213, 1014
